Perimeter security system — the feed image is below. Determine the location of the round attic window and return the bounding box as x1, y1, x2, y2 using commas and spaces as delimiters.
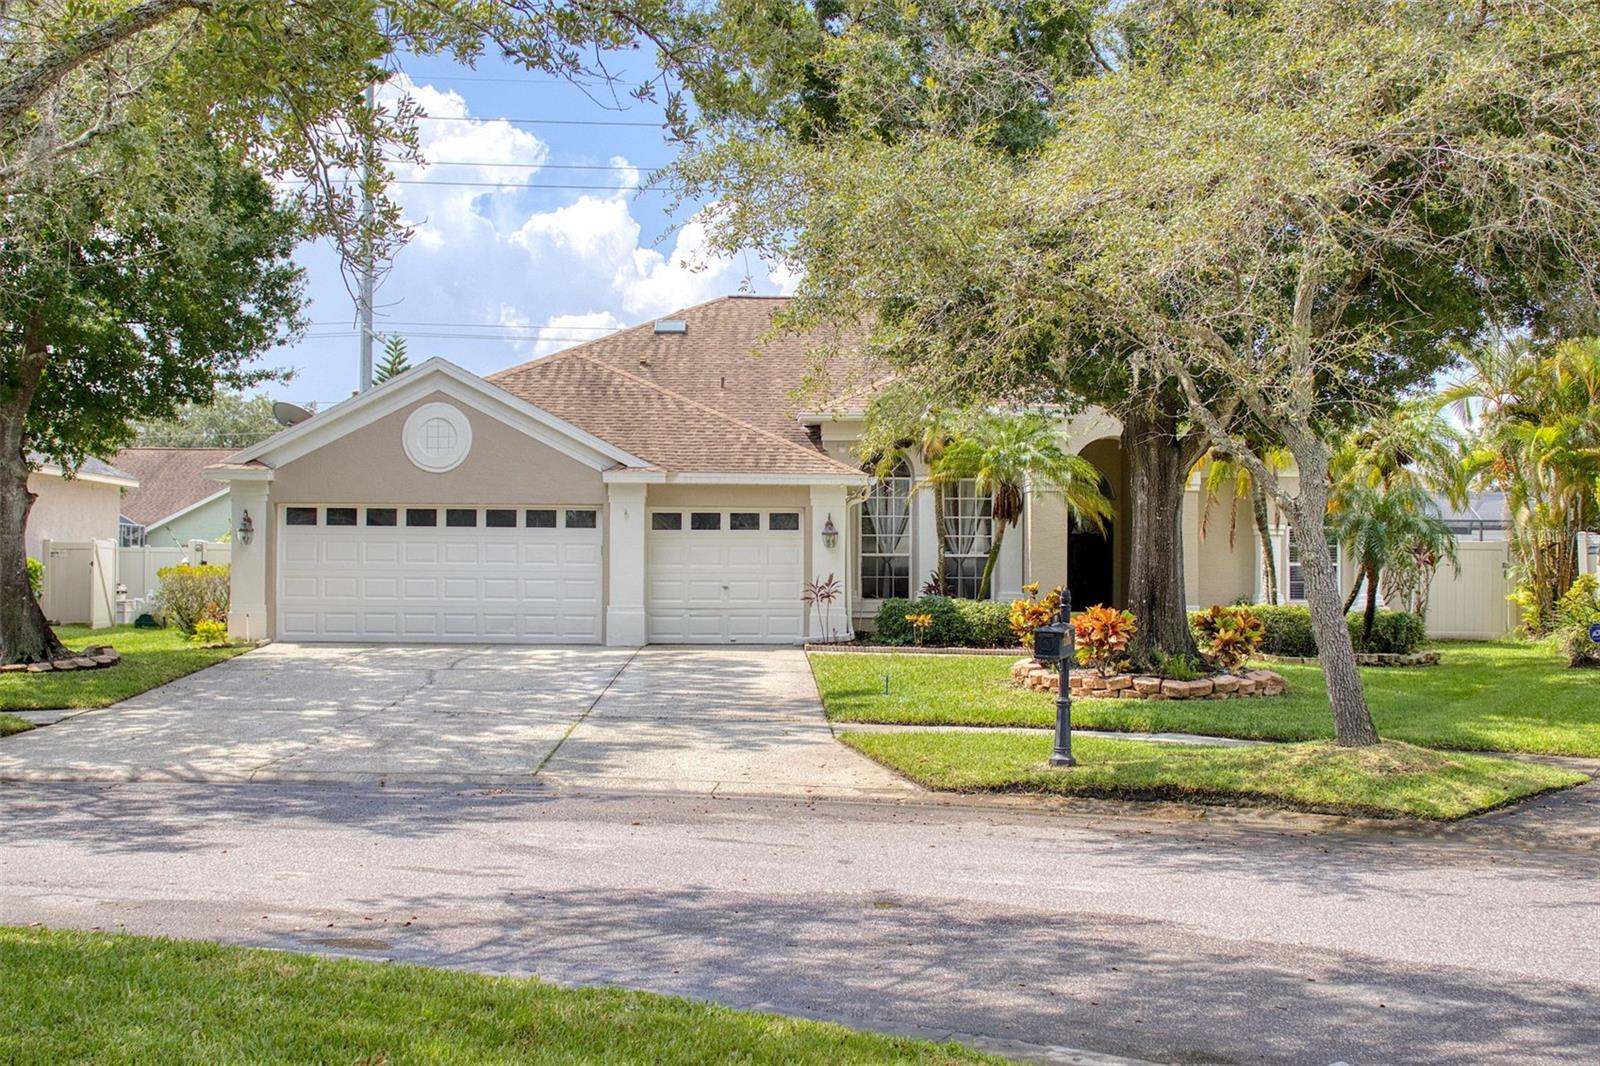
403, 402, 473, 473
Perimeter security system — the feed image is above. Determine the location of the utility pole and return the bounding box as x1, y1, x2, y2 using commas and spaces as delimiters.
357, 81, 376, 392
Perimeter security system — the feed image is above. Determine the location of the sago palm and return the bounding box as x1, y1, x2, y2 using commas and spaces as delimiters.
929, 412, 1111, 601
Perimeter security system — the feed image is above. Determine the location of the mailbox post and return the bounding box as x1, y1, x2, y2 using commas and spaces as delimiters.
1032, 590, 1076, 767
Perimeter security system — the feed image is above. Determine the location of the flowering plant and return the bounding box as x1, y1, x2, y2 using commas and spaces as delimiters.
905, 612, 934, 645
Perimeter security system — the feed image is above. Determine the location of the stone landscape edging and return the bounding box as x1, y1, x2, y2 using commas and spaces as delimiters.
1010, 658, 1289, 700
0, 646, 121, 675
806, 644, 1026, 656
1261, 651, 1441, 667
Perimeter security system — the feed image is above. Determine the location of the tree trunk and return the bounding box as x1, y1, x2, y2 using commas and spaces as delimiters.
1361, 564, 1380, 647
1344, 572, 1362, 613
978, 521, 1005, 601
0, 329, 70, 666
1288, 480, 1379, 747
930, 481, 947, 594
1122, 406, 1201, 667
1252, 485, 1278, 604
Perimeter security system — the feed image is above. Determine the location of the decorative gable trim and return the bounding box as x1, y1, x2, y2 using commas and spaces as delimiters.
226, 358, 650, 473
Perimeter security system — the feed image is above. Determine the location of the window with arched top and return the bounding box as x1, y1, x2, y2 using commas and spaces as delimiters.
860, 457, 912, 600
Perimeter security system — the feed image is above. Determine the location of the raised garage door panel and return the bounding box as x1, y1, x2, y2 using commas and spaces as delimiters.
277, 506, 601, 643
646, 510, 804, 643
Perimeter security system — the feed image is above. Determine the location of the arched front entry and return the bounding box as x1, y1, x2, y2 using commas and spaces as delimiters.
1069, 437, 1129, 610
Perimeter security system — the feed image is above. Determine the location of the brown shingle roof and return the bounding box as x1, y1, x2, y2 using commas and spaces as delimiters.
488, 296, 877, 476
113, 448, 234, 524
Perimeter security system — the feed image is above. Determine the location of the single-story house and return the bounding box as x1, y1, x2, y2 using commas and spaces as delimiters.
25, 456, 139, 561
206, 295, 1505, 646
113, 448, 235, 547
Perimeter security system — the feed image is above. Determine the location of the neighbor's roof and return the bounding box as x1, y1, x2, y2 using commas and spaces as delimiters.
113, 448, 234, 525
488, 295, 876, 476
29, 453, 139, 487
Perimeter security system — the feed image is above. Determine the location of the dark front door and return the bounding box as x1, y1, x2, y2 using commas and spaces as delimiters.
1068, 518, 1115, 610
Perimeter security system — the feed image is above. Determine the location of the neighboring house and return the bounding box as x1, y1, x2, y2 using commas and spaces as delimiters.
205, 295, 1503, 646
112, 448, 235, 547
25, 456, 139, 560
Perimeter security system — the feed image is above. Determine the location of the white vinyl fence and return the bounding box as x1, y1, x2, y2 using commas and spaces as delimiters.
39, 538, 117, 628
1413, 540, 1519, 640
117, 540, 231, 622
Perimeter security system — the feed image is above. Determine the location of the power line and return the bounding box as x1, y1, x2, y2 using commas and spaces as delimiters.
388, 178, 667, 191
415, 114, 664, 128
402, 160, 670, 170
309, 319, 624, 331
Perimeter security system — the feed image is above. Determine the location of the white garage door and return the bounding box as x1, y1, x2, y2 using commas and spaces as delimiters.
277, 504, 602, 643
646, 508, 805, 643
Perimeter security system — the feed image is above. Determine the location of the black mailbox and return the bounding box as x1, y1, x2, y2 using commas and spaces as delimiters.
1033, 615, 1071, 666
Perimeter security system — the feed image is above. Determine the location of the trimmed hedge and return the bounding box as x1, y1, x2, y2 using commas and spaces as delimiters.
872, 596, 1016, 648
1202, 604, 1425, 657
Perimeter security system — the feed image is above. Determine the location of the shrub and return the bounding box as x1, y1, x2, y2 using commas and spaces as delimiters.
1556, 575, 1600, 630
189, 619, 231, 646
873, 596, 970, 646
954, 598, 1014, 647
1072, 604, 1137, 676
155, 564, 230, 635
1009, 583, 1062, 649
26, 557, 43, 599
1192, 604, 1265, 672
1355, 609, 1426, 654
1152, 649, 1206, 681
1223, 604, 1425, 657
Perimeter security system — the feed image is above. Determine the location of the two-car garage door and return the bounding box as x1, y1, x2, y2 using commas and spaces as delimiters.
278, 504, 602, 643
277, 503, 807, 644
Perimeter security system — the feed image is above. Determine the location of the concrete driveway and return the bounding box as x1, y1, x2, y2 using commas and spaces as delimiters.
0, 644, 912, 798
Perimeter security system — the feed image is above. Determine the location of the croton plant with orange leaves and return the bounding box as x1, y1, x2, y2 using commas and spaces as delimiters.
1072, 605, 1137, 676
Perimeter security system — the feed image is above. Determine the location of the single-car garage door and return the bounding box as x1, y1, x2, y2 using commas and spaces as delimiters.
277, 504, 602, 643
646, 508, 805, 643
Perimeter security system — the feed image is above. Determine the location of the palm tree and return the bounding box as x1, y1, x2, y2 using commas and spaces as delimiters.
1440, 335, 1600, 630
1329, 481, 1459, 645
929, 412, 1111, 601
1194, 443, 1291, 604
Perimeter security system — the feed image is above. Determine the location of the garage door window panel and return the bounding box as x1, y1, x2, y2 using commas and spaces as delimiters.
730, 512, 761, 531
406, 508, 438, 527
325, 507, 358, 526
446, 508, 478, 528
286, 507, 319, 526
566, 509, 597, 529
769, 512, 800, 531
526, 509, 557, 528
366, 508, 398, 527
485, 509, 516, 528
652, 512, 682, 531
691, 512, 722, 531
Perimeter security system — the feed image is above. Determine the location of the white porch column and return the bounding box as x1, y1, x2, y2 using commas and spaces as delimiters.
809, 485, 853, 641
224, 478, 271, 642
605, 482, 647, 646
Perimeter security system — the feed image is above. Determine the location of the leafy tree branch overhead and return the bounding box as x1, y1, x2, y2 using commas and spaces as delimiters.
658, 0, 1600, 745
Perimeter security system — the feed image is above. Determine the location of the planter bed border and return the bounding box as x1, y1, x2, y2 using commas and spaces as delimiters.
1011, 658, 1289, 700
0, 645, 121, 675
806, 643, 1026, 656
1261, 651, 1441, 668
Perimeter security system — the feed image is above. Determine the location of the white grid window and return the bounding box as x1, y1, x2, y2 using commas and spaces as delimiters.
1288, 530, 1340, 602
942, 478, 994, 600
860, 458, 912, 600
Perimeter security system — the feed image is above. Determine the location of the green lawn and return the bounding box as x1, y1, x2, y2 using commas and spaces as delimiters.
0, 927, 994, 1066
811, 641, 1600, 756
0, 713, 33, 736
0, 625, 248, 713
841, 731, 1586, 820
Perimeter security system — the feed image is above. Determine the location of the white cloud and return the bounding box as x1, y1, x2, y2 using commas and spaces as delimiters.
285, 75, 791, 395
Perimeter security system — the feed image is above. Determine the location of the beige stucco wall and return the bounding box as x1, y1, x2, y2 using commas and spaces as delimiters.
645, 484, 811, 509
270, 391, 607, 506
1188, 482, 1259, 607
26, 473, 124, 559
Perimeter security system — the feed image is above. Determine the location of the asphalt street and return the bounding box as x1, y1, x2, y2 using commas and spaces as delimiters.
2, 781, 1596, 1065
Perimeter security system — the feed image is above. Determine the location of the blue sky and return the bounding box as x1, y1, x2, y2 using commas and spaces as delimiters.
264, 51, 792, 408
